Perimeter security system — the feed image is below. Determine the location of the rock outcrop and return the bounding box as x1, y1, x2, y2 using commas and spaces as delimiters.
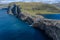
7, 4, 21, 15
25, 16, 34, 25
32, 19, 60, 40
7, 4, 34, 25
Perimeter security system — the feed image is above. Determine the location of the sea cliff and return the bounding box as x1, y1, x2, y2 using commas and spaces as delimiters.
7, 4, 60, 40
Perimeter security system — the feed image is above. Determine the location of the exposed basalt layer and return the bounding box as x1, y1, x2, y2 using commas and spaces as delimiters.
7, 4, 60, 40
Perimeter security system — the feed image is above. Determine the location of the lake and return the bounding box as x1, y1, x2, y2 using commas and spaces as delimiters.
0, 9, 52, 40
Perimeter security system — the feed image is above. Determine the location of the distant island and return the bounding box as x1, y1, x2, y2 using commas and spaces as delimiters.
0, 4, 8, 9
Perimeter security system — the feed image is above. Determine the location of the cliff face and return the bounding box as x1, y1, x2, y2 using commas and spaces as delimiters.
7, 4, 21, 15
7, 4, 60, 40
7, 4, 34, 25
33, 19, 60, 40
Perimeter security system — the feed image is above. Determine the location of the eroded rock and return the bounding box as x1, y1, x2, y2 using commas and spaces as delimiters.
33, 19, 60, 40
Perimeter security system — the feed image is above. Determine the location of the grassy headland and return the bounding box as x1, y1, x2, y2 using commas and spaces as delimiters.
9, 2, 60, 16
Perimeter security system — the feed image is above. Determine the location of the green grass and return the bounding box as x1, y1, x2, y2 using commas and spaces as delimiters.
9, 2, 60, 16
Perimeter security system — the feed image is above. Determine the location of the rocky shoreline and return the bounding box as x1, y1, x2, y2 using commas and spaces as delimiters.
7, 4, 60, 40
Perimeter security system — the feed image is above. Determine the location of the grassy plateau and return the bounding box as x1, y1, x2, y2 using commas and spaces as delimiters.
9, 2, 60, 16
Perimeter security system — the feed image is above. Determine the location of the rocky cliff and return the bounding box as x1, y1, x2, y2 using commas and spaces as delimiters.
7, 4, 34, 25
32, 19, 60, 40
7, 4, 60, 40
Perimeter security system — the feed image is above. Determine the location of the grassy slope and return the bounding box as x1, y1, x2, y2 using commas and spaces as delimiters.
9, 2, 60, 16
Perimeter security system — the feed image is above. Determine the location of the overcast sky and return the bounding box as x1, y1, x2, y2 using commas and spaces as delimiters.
0, 0, 60, 4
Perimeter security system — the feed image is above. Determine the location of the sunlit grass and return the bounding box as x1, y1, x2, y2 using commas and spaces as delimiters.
9, 2, 60, 16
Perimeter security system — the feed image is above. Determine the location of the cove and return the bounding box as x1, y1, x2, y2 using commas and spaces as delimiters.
40, 14, 60, 20
0, 9, 51, 40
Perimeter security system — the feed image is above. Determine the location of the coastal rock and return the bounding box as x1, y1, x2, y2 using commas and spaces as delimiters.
33, 19, 60, 40
32, 22, 40, 28
7, 4, 34, 25
7, 4, 21, 16
25, 17, 34, 25
7, 6, 13, 15
11, 4, 18, 15
45, 25, 60, 40
18, 13, 27, 21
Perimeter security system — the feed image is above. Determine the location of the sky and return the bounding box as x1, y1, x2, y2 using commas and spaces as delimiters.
0, 0, 60, 4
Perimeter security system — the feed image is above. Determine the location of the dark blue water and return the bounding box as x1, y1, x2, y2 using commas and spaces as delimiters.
0, 9, 51, 40
40, 14, 60, 20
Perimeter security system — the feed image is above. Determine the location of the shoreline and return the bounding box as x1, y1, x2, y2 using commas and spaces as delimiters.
7, 5, 60, 40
